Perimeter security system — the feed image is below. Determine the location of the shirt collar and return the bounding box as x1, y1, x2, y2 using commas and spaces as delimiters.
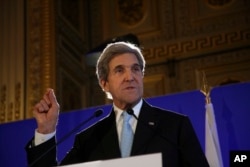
114, 99, 143, 122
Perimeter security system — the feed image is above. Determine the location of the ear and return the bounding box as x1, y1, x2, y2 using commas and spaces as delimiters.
100, 79, 109, 92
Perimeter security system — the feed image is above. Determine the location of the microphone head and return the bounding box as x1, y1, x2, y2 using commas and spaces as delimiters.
94, 109, 104, 117
127, 108, 134, 115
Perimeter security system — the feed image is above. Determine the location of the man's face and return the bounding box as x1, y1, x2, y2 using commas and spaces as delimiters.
101, 53, 144, 109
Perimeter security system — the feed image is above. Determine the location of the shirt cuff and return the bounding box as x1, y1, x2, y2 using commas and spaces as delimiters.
34, 129, 56, 146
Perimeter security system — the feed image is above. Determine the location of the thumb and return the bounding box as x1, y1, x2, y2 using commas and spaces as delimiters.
48, 89, 59, 107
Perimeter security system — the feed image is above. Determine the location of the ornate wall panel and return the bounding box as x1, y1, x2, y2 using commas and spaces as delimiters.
56, 32, 87, 111
55, 0, 91, 111
57, 0, 87, 38
0, 0, 25, 123
101, 0, 162, 46
196, 61, 250, 88
143, 74, 168, 98
186, 0, 250, 36
58, 68, 85, 112
180, 48, 250, 91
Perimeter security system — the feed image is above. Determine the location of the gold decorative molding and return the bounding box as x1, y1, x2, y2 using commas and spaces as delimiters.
26, 0, 56, 118
40, 0, 56, 91
15, 83, 21, 120
0, 85, 6, 123
7, 102, 13, 122
143, 29, 250, 65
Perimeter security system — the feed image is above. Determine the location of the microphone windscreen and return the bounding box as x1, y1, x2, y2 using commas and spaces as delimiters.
127, 108, 134, 115
94, 109, 103, 117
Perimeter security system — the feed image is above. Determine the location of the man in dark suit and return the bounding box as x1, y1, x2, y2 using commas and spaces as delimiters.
26, 42, 209, 167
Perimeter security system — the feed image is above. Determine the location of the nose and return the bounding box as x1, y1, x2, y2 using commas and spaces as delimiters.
124, 69, 134, 82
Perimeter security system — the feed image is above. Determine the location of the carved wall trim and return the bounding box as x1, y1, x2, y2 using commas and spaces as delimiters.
0, 86, 6, 123
14, 83, 21, 120
178, 48, 250, 91
26, 0, 56, 118
143, 29, 250, 65
102, 0, 160, 44
116, 0, 146, 28
195, 60, 250, 89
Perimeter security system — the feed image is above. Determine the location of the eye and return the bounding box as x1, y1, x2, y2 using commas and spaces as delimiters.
132, 65, 141, 72
114, 67, 124, 73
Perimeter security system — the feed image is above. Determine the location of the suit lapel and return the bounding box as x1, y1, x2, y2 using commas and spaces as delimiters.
131, 101, 160, 155
99, 110, 121, 159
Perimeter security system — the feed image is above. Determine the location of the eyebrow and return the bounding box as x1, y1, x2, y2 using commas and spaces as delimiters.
113, 64, 123, 70
113, 63, 140, 70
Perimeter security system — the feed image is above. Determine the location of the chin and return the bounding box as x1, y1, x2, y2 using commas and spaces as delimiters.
125, 96, 140, 104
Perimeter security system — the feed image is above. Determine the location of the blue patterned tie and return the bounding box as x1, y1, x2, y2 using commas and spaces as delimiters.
120, 111, 134, 158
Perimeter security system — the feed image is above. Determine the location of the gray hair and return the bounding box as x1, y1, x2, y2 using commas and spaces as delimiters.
96, 41, 145, 82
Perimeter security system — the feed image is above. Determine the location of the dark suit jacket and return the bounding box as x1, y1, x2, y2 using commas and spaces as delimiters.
26, 100, 209, 167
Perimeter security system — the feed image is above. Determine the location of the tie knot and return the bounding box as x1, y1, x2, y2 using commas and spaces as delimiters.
123, 111, 131, 122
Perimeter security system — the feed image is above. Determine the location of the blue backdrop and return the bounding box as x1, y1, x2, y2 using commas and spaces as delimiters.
0, 82, 249, 167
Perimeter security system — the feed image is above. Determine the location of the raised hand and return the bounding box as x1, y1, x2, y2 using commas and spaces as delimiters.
33, 88, 60, 134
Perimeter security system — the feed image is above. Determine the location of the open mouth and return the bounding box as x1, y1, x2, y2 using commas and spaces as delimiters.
125, 86, 135, 90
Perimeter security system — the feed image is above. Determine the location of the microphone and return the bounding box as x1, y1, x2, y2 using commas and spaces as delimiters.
28, 109, 104, 167
126, 108, 179, 149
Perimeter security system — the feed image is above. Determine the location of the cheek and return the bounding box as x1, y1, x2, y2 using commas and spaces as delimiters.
109, 82, 120, 92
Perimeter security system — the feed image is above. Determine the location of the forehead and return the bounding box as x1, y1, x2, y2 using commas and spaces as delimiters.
109, 53, 139, 68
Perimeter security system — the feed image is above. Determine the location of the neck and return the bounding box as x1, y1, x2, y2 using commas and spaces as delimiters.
114, 99, 142, 111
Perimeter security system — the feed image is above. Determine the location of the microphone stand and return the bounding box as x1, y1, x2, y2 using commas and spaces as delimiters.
28, 109, 103, 167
